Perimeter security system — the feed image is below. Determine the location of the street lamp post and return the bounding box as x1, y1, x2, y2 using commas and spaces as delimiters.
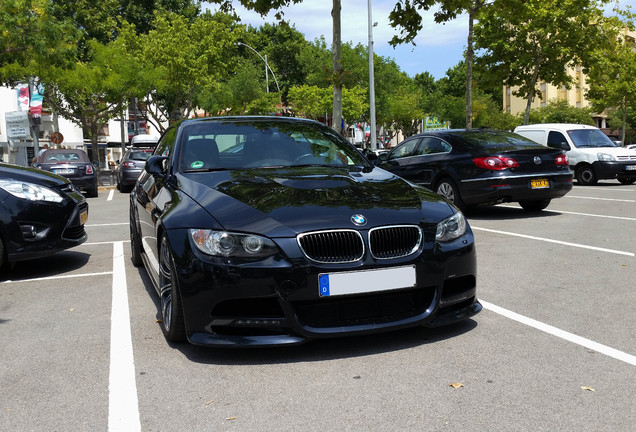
237, 42, 281, 99
368, 0, 377, 152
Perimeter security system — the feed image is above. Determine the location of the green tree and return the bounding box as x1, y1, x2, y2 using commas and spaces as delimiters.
389, 0, 487, 130
209, 0, 346, 134
287, 85, 331, 119
585, 17, 636, 144
43, 39, 143, 171
475, 0, 613, 124
0, 0, 78, 84
137, 11, 244, 129
527, 99, 594, 125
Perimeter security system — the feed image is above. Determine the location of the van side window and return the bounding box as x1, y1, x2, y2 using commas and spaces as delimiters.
547, 132, 570, 150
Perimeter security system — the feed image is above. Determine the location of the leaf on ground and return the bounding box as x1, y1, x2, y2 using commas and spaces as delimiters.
205, 400, 214, 406
581, 386, 595, 392
449, 382, 464, 389
226, 417, 237, 420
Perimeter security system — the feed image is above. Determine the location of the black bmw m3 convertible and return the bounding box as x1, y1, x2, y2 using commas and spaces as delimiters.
129, 116, 481, 347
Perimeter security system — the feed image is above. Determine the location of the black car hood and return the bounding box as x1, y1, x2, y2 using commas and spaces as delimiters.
0, 162, 69, 187
177, 167, 453, 236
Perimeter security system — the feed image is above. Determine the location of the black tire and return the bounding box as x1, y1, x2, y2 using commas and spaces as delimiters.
158, 235, 187, 343
519, 199, 551, 212
0, 235, 6, 272
435, 178, 466, 211
576, 165, 597, 186
129, 208, 143, 267
86, 186, 99, 198
618, 178, 636, 185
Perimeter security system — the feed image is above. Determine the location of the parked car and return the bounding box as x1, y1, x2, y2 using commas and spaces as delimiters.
129, 116, 481, 347
115, 148, 153, 192
0, 162, 88, 272
375, 129, 573, 212
514, 123, 636, 185
36, 148, 98, 197
130, 134, 159, 148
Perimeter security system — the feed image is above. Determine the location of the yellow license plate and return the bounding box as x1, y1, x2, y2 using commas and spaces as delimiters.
531, 179, 549, 189
80, 210, 88, 225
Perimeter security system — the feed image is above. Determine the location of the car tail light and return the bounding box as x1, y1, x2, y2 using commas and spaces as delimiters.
122, 161, 136, 168
555, 153, 569, 165
473, 156, 519, 170
86, 164, 94, 174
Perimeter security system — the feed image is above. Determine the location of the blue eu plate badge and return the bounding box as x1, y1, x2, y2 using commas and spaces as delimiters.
319, 274, 330, 296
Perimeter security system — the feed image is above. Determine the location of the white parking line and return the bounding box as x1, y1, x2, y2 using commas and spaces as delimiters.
107, 189, 115, 201
108, 241, 141, 432
471, 226, 634, 257
481, 300, 636, 366
0, 271, 112, 284
499, 205, 636, 221
566, 195, 635, 203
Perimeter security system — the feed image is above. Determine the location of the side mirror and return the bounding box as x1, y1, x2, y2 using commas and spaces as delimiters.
146, 155, 168, 176
378, 152, 389, 162
559, 142, 571, 151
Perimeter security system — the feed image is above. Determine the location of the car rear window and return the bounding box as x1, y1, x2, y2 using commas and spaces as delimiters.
455, 131, 545, 152
129, 151, 152, 161
42, 151, 89, 162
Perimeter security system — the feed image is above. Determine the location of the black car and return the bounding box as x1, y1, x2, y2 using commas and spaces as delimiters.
115, 148, 153, 192
130, 116, 481, 347
377, 129, 573, 212
0, 162, 88, 271
37, 148, 98, 197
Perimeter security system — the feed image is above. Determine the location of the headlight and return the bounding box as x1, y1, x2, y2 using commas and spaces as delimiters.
435, 211, 467, 242
0, 179, 64, 203
597, 153, 616, 161
189, 229, 279, 258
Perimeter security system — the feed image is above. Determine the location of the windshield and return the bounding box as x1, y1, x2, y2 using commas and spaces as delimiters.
178, 119, 368, 172
568, 129, 616, 148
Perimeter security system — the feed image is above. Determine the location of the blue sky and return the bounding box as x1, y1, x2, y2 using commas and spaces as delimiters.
207, 0, 635, 81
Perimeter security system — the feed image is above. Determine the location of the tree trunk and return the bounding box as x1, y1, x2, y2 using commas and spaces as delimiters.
332, 0, 343, 134
524, 65, 541, 124
465, 8, 474, 130
621, 98, 627, 145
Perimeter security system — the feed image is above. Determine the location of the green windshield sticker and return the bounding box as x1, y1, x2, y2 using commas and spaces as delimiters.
191, 161, 204, 169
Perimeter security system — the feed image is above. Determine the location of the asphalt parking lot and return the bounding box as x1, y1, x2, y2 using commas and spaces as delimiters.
1, 181, 634, 432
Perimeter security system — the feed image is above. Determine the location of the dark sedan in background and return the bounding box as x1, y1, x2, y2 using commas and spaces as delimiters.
130, 116, 481, 347
115, 148, 153, 192
376, 129, 573, 212
0, 163, 88, 272
37, 148, 98, 197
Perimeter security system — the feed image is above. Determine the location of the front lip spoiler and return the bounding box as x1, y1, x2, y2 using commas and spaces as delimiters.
461, 171, 572, 183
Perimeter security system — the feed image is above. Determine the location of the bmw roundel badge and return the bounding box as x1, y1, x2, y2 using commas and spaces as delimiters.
534, 156, 542, 165
351, 214, 367, 226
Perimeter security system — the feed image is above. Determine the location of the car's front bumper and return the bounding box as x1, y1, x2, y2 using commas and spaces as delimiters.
591, 160, 636, 180
460, 171, 573, 206
166, 228, 480, 347
1, 196, 88, 263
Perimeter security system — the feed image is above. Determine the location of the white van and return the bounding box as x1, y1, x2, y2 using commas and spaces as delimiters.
131, 134, 159, 148
514, 123, 636, 185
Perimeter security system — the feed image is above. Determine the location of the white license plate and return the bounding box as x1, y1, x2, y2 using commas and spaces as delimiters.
79, 210, 88, 225
318, 265, 417, 297
626, 165, 636, 171
54, 168, 74, 175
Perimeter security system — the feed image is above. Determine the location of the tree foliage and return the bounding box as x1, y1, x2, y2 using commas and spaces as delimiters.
475, 0, 613, 124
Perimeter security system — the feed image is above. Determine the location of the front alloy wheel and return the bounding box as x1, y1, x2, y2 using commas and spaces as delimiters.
158, 235, 186, 342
